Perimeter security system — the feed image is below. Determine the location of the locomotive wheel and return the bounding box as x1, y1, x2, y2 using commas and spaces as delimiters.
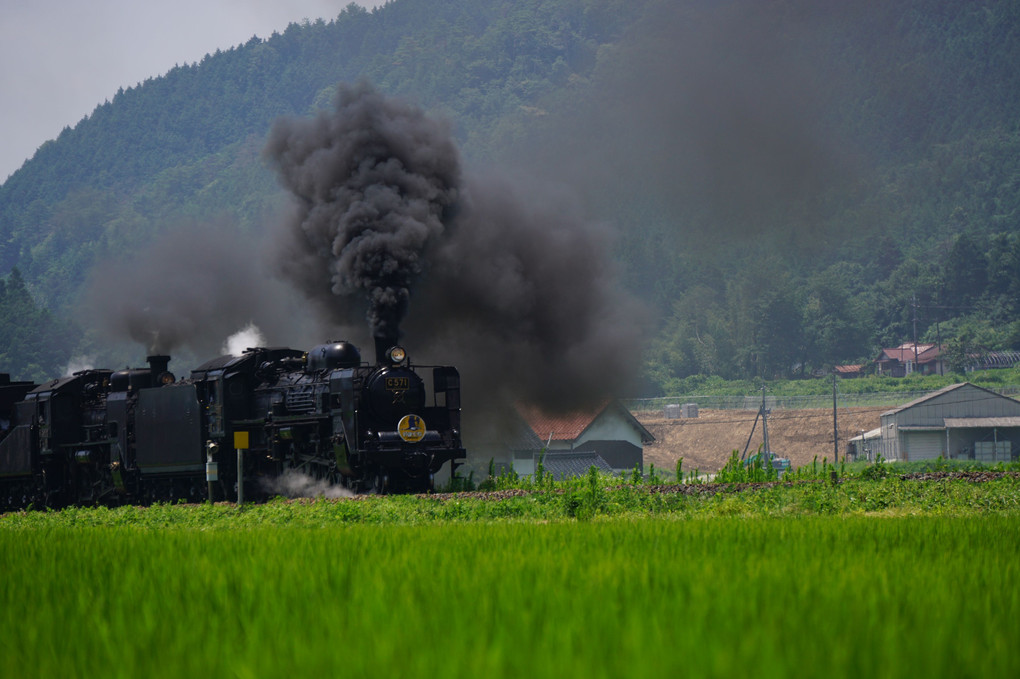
343, 474, 363, 494
325, 465, 343, 488
407, 475, 434, 494
373, 474, 389, 494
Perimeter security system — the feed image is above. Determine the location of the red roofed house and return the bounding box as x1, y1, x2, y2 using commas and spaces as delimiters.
876, 343, 944, 377
510, 401, 655, 479
834, 364, 866, 379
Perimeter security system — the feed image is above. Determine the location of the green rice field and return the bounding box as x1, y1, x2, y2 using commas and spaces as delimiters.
2, 482, 1018, 678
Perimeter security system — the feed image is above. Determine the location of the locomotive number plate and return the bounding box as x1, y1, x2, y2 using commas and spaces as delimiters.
397, 414, 426, 443
386, 377, 410, 390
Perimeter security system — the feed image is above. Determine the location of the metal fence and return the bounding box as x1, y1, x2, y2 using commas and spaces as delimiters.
624, 386, 1020, 413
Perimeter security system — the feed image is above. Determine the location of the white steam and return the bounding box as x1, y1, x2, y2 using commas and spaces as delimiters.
223, 323, 265, 357
63, 355, 96, 375
260, 469, 353, 499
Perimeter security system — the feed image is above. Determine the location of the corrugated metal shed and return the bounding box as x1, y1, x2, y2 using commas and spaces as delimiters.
882, 383, 1020, 421
878, 383, 1020, 461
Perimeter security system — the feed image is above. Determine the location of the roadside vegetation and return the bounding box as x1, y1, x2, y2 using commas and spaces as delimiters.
3, 458, 1018, 528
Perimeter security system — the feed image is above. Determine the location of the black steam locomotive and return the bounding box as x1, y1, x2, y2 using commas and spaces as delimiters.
0, 338, 465, 510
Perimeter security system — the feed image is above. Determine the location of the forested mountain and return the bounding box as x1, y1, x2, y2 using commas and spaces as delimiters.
0, 0, 1019, 390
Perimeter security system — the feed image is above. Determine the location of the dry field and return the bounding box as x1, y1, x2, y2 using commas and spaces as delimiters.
635, 407, 884, 474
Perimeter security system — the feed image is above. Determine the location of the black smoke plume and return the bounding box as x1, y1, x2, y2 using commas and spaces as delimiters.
508, 1, 865, 249
409, 171, 644, 411
265, 83, 644, 411
263, 82, 461, 344
83, 83, 641, 414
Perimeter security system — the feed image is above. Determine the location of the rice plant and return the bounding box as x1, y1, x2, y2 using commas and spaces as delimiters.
1, 516, 1016, 678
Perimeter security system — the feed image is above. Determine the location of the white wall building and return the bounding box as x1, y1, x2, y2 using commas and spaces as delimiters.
512, 401, 654, 477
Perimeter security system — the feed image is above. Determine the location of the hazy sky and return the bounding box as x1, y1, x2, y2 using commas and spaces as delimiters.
0, 0, 386, 182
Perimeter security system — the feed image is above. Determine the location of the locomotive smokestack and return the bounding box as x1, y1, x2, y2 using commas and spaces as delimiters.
146, 355, 171, 381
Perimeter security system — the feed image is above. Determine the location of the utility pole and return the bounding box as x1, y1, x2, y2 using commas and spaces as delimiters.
936, 315, 943, 375
761, 385, 771, 458
912, 294, 919, 374
832, 373, 839, 464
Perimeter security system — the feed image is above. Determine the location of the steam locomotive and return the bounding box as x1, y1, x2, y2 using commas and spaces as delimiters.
0, 338, 465, 510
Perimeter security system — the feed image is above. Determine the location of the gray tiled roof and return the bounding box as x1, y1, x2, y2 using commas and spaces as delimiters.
541, 452, 614, 481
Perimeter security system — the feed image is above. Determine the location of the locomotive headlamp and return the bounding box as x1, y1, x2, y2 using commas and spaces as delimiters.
387, 346, 407, 364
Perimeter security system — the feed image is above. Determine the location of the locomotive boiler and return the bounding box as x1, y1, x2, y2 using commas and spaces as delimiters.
0, 338, 465, 510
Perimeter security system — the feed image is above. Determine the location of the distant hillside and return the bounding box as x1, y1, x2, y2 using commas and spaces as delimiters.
0, 1, 647, 304
0, 0, 1018, 386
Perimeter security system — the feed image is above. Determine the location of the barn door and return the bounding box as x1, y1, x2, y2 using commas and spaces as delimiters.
903, 432, 945, 461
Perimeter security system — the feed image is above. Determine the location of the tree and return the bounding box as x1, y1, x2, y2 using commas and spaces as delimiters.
802, 263, 871, 369
941, 232, 988, 310
0, 269, 79, 381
